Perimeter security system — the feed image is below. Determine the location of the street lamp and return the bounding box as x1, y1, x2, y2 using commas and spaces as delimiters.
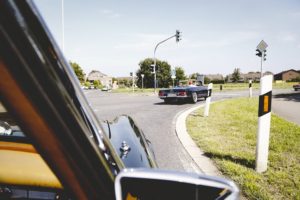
141, 74, 144, 91
61, 0, 65, 53
153, 30, 182, 93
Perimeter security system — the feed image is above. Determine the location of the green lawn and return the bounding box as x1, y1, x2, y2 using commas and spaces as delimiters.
187, 98, 300, 200
213, 82, 296, 91
111, 82, 297, 93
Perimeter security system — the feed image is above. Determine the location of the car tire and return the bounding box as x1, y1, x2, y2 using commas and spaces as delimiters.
191, 92, 198, 103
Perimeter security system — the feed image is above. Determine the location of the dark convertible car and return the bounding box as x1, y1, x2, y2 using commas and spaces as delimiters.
0, 1, 239, 199
159, 84, 209, 103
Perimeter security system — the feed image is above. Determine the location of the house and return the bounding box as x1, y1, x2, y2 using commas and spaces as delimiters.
242, 72, 261, 82
205, 74, 224, 83
227, 71, 274, 83
274, 69, 300, 81
87, 70, 112, 87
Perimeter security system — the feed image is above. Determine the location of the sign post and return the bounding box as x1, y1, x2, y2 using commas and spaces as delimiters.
256, 75, 272, 173
256, 40, 268, 78
130, 72, 134, 93
141, 74, 144, 92
171, 69, 176, 87
204, 83, 213, 117
197, 74, 205, 86
249, 80, 253, 98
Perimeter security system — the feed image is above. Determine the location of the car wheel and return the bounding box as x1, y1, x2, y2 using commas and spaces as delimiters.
191, 92, 197, 103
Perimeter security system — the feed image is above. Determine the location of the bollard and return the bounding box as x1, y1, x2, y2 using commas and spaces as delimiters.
255, 75, 272, 173
204, 83, 213, 117
249, 80, 252, 97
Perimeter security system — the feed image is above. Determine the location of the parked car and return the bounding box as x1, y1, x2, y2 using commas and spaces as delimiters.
0, 1, 239, 199
159, 84, 209, 103
293, 83, 300, 91
102, 86, 111, 91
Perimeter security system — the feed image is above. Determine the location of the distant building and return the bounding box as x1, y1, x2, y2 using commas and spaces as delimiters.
205, 74, 224, 83
274, 69, 300, 81
227, 71, 274, 83
87, 70, 112, 87
242, 72, 261, 82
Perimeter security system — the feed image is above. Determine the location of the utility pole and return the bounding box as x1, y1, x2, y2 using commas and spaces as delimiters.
61, 0, 65, 52
153, 30, 182, 93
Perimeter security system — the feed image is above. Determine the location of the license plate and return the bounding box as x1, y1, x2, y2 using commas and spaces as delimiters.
168, 93, 176, 97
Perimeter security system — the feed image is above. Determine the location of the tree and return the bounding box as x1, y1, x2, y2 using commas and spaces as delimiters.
112, 77, 117, 83
84, 81, 91, 88
70, 61, 85, 83
156, 60, 172, 88
190, 73, 200, 80
136, 58, 172, 88
204, 77, 211, 84
174, 67, 186, 85
231, 68, 241, 83
93, 80, 102, 89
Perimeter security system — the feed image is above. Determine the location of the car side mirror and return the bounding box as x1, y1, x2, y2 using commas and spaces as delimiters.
115, 169, 239, 200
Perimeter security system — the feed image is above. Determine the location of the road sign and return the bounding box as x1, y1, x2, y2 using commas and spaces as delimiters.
257, 40, 268, 52
171, 69, 176, 79
197, 75, 204, 85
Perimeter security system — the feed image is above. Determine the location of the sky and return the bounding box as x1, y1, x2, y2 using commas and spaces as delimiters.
33, 0, 300, 77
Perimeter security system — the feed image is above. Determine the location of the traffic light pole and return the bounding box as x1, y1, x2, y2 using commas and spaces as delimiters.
153, 35, 175, 93
260, 54, 263, 78
153, 32, 180, 93
256, 40, 268, 78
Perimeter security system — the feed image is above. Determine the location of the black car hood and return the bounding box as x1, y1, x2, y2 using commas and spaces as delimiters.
101, 115, 156, 168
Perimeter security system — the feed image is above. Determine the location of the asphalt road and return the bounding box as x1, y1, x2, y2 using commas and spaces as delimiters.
84, 88, 294, 173
85, 89, 251, 173
272, 91, 300, 125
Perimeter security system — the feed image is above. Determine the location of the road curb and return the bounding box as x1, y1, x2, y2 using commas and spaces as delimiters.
175, 102, 222, 177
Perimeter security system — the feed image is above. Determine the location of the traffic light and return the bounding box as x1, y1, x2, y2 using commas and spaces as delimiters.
256, 49, 262, 57
263, 50, 267, 61
130, 72, 133, 76
175, 30, 181, 42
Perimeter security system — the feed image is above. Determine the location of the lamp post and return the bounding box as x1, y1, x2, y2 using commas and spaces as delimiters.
61, 0, 65, 53
141, 74, 144, 91
153, 30, 181, 93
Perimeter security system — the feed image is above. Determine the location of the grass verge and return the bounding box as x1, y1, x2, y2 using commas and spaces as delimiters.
186, 97, 300, 200
111, 82, 297, 93
213, 82, 296, 91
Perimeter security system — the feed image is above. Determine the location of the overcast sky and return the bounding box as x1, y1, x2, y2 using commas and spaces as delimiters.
33, 0, 300, 77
